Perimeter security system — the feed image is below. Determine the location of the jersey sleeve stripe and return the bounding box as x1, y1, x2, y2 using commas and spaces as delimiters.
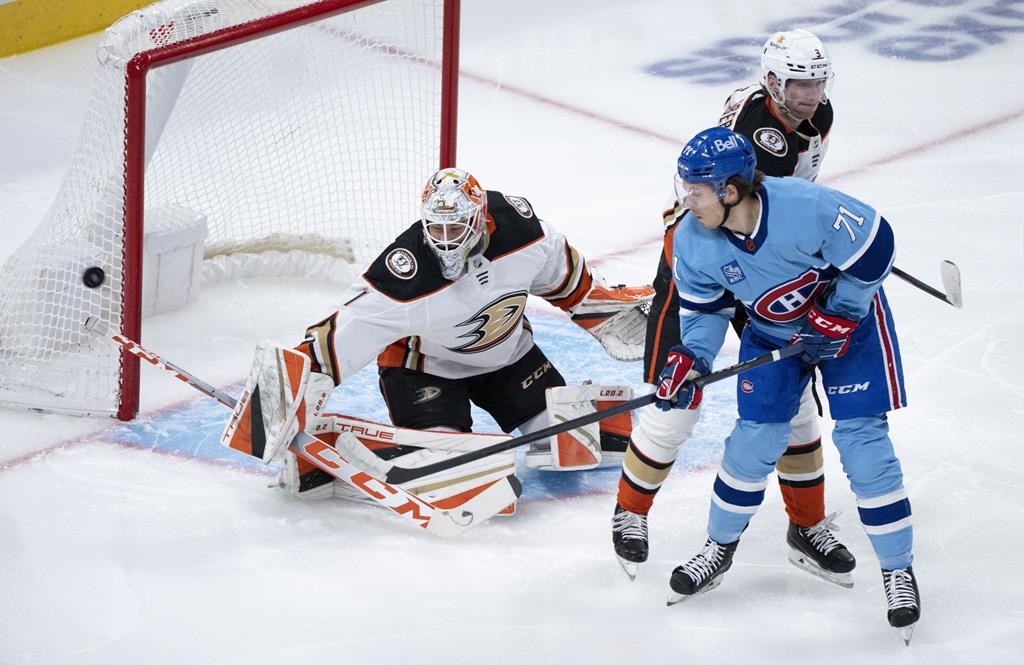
836, 210, 882, 271
540, 243, 592, 309
843, 216, 895, 283
679, 296, 736, 317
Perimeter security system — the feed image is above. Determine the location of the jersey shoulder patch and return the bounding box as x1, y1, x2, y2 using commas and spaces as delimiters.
483, 190, 545, 259
752, 126, 788, 157
362, 221, 451, 301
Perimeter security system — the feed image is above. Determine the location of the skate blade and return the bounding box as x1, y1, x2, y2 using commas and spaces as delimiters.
787, 549, 854, 588
666, 576, 723, 606
616, 556, 638, 581
897, 624, 915, 646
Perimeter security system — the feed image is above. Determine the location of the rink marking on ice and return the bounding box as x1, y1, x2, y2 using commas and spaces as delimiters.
587, 104, 1024, 265
0, 382, 264, 475
460, 66, 1024, 265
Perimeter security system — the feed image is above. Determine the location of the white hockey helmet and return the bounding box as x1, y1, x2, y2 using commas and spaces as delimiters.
420, 168, 487, 280
760, 29, 834, 109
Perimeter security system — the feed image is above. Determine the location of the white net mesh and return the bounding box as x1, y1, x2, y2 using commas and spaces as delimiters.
0, 0, 449, 416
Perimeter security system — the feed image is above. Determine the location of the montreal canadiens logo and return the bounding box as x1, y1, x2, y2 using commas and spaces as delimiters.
385, 248, 417, 279
753, 127, 787, 157
752, 269, 829, 323
741, 380, 754, 393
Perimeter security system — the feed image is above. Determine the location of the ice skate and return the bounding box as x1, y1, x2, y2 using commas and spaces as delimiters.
611, 504, 648, 580
882, 566, 920, 645
786, 513, 856, 588
666, 537, 738, 605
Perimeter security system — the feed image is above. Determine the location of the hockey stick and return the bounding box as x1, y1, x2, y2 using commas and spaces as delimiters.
339, 342, 806, 485
112, 334, 520, 537
892, 261, 962, 308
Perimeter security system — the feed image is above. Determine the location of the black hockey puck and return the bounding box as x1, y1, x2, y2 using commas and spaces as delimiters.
82, 266, 105, 288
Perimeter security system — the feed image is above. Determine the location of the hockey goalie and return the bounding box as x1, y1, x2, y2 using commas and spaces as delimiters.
220, 167, 652, 528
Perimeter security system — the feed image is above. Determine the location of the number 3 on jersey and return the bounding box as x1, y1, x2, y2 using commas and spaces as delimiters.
832, 205, 865, 242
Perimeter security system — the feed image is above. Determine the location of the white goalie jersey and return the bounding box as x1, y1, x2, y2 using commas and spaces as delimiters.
300, 191, 596, 384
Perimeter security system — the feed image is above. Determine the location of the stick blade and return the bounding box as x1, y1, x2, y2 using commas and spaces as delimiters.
939, 260, 963, 308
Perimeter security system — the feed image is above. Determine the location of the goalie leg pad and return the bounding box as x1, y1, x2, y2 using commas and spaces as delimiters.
320, 414, 520, 515
221, 342, 332, 463
526, 384, 635, 471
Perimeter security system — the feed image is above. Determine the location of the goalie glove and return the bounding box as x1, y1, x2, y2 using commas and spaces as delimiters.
570, 283, 654, 361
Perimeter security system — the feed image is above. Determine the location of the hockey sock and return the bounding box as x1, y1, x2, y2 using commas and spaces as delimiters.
777, 438, 826, 527
616, 439, 675, 514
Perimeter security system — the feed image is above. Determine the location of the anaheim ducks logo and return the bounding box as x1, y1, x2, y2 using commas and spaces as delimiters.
448, 291, 528, 353
753, 127, 788, 157
413, 386, 443, 404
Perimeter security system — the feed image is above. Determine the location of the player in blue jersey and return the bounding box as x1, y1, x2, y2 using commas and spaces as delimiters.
613, 30, 852, 586
659, 127, 919, 642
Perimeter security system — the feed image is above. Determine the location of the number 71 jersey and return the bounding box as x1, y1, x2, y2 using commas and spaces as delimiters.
672, 176, 895, 343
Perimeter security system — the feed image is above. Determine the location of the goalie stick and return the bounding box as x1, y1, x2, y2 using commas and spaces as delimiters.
892, 261, 962, 309
111, 334, 520, 537
339, 342, 806, 485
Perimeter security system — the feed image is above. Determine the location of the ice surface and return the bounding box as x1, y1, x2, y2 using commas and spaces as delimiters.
1, 1, 1023, 663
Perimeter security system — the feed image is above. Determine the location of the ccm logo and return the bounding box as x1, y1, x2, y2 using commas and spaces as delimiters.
811, 314, 854, 335
521, 361, 552, 389
826, 382, 870, 395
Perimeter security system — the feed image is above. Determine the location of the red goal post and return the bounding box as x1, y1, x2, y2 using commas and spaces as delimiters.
0, 0, 460, 420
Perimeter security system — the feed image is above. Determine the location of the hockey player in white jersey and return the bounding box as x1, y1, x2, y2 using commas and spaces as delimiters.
614, 30, 852, 584
224, 168, 650, 505
658, 128, 919, 642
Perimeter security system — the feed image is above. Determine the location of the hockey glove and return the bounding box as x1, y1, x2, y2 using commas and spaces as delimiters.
569, 283, 654, 361
654, 344, 710, 411
794, 302, 859, 364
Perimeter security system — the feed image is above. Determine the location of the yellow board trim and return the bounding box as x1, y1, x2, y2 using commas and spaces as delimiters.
0, 0, 153, 57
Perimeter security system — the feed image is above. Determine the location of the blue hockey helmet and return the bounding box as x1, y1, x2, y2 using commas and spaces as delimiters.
676, 127, 757, 200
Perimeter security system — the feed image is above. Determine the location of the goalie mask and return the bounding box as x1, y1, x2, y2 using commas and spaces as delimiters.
421, 168, 487, 280
760, 29, 834, 117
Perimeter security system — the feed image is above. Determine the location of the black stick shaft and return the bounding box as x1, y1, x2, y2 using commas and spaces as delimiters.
891, 266, 951, 304
382, 342, 805, 484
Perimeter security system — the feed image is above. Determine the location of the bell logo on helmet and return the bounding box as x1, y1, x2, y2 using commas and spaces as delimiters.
676, 127, 757, 199
713, 135, 742, 152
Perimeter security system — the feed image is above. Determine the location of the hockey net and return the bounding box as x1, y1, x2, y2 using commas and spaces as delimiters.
0, 0, 458, 419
